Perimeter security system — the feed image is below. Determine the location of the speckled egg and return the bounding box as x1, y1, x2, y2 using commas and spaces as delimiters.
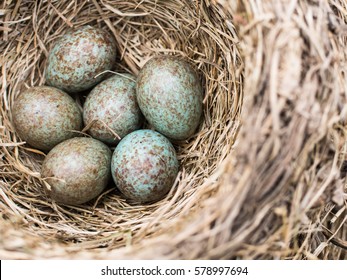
45, 25, 117, 93
41, 137, 111, 205
83, 74, 143, 145
12, 86, 82, 151
136, 56, 203, 140
111, 129, 179, 203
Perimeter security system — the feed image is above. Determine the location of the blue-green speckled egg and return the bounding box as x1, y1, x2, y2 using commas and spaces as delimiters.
111, 129, 179, 203
45, 25, 117, 93
136, 56, 203, 140
12, 86, 82, 151
41, 137, 111, 205
83, 74, 143, 145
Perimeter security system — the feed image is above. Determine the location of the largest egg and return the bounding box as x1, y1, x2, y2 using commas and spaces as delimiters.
136, 56, 203, 140
45, 25, 117, 93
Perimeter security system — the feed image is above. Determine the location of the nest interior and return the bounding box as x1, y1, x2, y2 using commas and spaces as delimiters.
0, 0, 347, 259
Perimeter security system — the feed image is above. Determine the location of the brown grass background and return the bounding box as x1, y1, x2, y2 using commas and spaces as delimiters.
0, 0, 346, 259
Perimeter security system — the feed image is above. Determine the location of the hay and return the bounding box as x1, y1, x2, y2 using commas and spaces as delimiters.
0, 0, 346, 259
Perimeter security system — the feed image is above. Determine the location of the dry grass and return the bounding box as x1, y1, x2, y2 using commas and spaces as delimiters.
0, 0, 346, 259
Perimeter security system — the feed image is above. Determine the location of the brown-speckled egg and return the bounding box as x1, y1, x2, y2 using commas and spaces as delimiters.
45, 25, 117, 93
137, 56, 203, 140
41, 137, 111, 205
12, 86, 82, 151
111, 129, 179, 203
83, 73, 143, 145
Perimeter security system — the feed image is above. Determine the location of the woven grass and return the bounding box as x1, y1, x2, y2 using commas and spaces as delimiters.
0, 0, 346, 259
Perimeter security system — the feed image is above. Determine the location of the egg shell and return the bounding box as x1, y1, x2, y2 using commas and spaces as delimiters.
12, 86, 82, 151
41, 137, 111, 205
83, 74, 143, 145
111, 129, 179, 203
136, 56, 203, 140
45, 25, 117, 93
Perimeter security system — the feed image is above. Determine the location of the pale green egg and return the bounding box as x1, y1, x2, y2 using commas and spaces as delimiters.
45, 25, 117, 93
41, 137, 111, 205
137, 56, 203, 140
111, 130, 179, 203
83, 74, 143, 145
12, 86, 82, 151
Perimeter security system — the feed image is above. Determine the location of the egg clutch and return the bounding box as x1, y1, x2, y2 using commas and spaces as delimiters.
12, 25, 203, 205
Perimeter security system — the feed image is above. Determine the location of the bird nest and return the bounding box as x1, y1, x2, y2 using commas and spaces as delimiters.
0, 0, 346, 259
